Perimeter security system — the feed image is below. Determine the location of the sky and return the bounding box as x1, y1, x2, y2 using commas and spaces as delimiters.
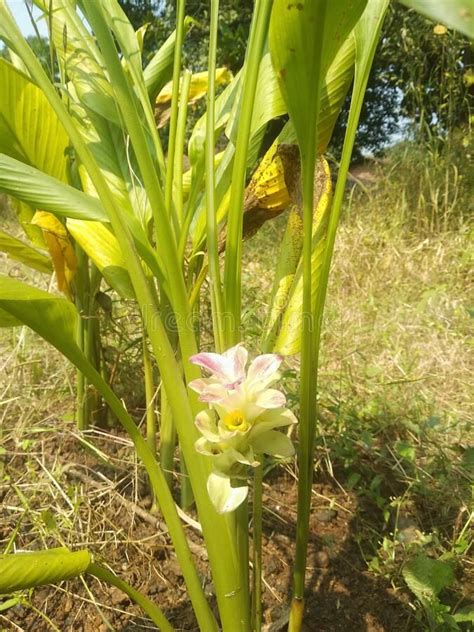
7, 1, 49, 37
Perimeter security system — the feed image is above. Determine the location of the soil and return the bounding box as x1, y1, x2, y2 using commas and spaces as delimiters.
0, 427, 423, 632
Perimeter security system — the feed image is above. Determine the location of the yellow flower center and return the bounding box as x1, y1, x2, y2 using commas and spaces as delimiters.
223, 410, 250, 433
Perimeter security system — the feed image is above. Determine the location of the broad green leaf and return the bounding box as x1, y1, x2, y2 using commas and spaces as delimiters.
189, 35, 355, 252
67, 219, 135, 299
399, 0, 474, 39
269, 0, 366, 160
0, 308, 20, 327
0, 276, 77, 348
453, 605, 474, 624
0, 154, 164, 286
34, 0, 121, 127
0, 548, 91, 594
0, 154, 107, 222
403, 555, 455, 602
0, 59, 68, 178
0, 58, 69, 248
0, 229, 52, 273
274, 157, 332, 355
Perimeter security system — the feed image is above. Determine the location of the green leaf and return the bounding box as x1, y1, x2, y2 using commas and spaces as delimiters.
453, 604, 474, 624
269, 0, 366, 160
0, 308, 20, 327
0, 155, 164, 289
399, 0, 474, 39
403, 555, 455, 603
0, 154, 107, 222
0, 229, 52, 273
34, 0, 120, 127
0, 59, 69, 179
0, 276, 77, 348
262, 207, 303, 351
67, 219, 135, 299
0, 548, 91, 594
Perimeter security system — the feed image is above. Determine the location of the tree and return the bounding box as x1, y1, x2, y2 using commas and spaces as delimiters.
120, 2, 474, 158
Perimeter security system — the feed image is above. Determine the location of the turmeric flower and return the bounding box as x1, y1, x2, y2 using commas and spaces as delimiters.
189, 344, 296, 513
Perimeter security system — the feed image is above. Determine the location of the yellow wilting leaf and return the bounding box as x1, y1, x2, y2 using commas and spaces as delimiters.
218, 142, 300, 252
240, 142, 298, 241
31, 212, 77, 299
155, 68, 233, 127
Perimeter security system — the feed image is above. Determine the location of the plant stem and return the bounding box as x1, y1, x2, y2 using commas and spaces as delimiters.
165, 0, 186, 223
142, 328, 158, 509
75, 313, 86, 431
159, 384, 176, 488
74, 246, 89, 430
142, 332, 157, 457
174, 68, 191, 226
206, 0, 225, 352
252, 456, 263, 632
289, 2, 327, 622
223, 0, 273, 345
88, 563, 174, 632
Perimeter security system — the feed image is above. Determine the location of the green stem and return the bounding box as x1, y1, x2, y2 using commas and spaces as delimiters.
173, 68, 192, 226
142, 331, 157, 457
165, 0, 186, 223
290, 11, 327, 628
223, 0, 273, 346
159, 383, 176, 489
179, 452, 194, 510
75, 313, 86, 431
142, 328, 158, 509
74, 246, 89, 431
206, 0, 225, 352
252, 457, 263, 632
87, 563, 174, 632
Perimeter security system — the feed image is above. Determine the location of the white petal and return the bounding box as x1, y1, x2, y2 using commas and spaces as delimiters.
223, 344, 248, 380
251, 430, 295, 458
195, 436, 215, 456
207, 472, 248, 514
199, 383, 228, 403
247, 354, 282, 384
188, 378, 211, 395
251, 408, 298, 438
195, 411, 220, 441
255, 388, 286, 409
190, 352, 230, 380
